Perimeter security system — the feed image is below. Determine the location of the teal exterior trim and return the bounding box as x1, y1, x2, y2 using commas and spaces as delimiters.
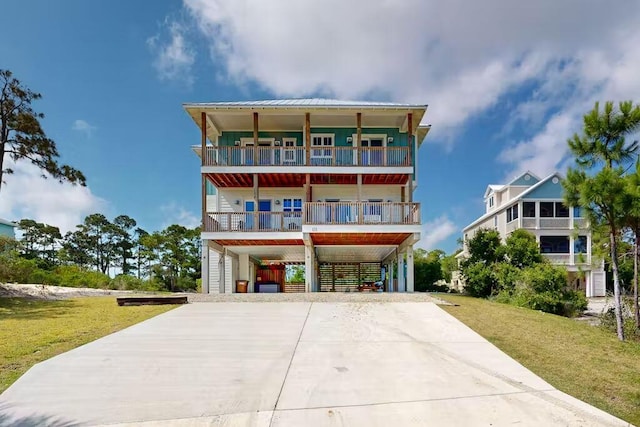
205, 180, 216, 195
0, 223, 15, 238
522, 178, 563, 199
510, 174, 539, 186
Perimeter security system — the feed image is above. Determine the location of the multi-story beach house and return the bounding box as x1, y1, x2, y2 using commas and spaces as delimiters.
0, 218, 16, 238
186, 99, 430, 293
454, 171, 606, 297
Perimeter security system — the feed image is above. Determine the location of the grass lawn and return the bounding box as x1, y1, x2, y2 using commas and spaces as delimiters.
437, 295, 640, 426
0, 297, 177, 394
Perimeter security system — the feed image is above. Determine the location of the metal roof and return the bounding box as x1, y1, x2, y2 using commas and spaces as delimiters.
0, 218, 16, 227
184, 98, 427, 109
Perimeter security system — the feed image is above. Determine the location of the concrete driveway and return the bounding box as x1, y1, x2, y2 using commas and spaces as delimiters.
0, 301, 630, 426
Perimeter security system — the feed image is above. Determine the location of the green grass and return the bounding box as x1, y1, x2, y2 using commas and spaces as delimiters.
437, 295, 640, 426
0, 297, 177, 393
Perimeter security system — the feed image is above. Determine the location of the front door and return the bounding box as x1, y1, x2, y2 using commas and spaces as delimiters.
244, 201, 255, 230
258, 200, 271, 230
361, 138, 384, 165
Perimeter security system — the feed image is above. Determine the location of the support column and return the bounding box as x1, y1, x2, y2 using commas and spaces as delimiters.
356, 112, 362, 166
219, 251, 226, 293
406, 246, 414, 292
201, 112, 207, 229
407, 113, 413, 202
201, 240, 209, 294
253, 112, 259, 163
253, 173, 259, 231
305, 246, 314, 293
569, 236, 575, 266
357, 174, 363, 223
239, 253, 251, 292
397, 251, 405, 292
305, 113, 311, 165
388, 260, 394, 292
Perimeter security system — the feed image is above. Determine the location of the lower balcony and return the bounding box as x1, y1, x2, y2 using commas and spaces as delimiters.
203, 202, 421, 233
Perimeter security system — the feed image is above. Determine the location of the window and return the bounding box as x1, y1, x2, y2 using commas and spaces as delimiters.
283, 138, 297, 163
311, 134, 334, 164
574, 235, 588, 253
555, 202, 569, 218
489, 196, 494, 208
573, 206, 582, 218
523, 202, 536, 217
540, 202, 554, 217
283, 198, 302, 213
494, 216, 498, 228
506, 205, 518, 223
540, 236, 570, 253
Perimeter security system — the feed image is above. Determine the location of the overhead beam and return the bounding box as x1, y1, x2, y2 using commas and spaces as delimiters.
205, 113, 221, 137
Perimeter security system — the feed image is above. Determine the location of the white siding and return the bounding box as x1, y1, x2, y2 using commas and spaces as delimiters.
208, 249, 221, 294
206, 195, 217, 212
313, 185, 401, 202
225, 256, 232, 293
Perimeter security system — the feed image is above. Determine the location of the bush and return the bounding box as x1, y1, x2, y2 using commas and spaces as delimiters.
495, 264, 587, 317
0, 255, 39, 284
53, 265, 111, 288
109, 275, 161, 291
461, 262, 495, 297
599, 299, 640, 340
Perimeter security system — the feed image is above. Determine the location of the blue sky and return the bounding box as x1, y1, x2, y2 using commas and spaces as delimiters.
1, 0, 640, 253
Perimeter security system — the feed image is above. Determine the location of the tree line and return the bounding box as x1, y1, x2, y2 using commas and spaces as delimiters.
1, 214, 201, 292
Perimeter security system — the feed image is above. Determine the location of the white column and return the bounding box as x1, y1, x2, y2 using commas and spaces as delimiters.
219, 252, 226, 293
569, 236, 575, 266
305, 246, 314, 293
201, 240, 209, 294
239, 253, 251, 292
397, 251, 405, 292
406, 246, 414, 292
388, 260, 394, 292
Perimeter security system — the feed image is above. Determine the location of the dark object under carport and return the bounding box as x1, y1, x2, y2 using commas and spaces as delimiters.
116, 296, 188, 306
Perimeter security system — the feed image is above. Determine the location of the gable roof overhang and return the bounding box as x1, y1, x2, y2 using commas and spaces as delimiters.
462, 172, 564, 232
183, 99, 430, 146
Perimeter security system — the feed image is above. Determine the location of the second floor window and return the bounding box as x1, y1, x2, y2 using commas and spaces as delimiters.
311, 135, 334, 160
540, 202, 569, 217
506, 205, 519, 223
523, 202, 535, 217
283, 198, 302, 214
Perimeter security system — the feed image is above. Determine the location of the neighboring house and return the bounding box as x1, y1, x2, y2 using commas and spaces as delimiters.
185, 99, 430, 293
0, 218, 16, 239
455, 171, 606, 297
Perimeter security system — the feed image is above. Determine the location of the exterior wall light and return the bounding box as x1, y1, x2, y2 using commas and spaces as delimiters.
235, 200, 240, 205
346, 137, 353, 144
234, 140, 241, 146
387, 137, 394, 144
275, 200, 281, 205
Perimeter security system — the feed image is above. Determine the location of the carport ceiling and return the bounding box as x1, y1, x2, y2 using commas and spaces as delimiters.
315, 245, 396, 263
227, 245, 305, 262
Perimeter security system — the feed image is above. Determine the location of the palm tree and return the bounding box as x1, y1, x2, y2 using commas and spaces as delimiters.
563, 101, 640, 341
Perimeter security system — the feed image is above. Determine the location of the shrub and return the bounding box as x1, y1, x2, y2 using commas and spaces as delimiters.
493, 262, 521, 292
461, 262, 496, 297
496, 264, 587, 317
108, 274, 161, 291
53, 265, 110, 288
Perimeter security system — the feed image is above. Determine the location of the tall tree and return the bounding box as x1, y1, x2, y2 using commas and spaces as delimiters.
17, 218, 61, 268
112, 215, 137, 275
623, 159, 640, 328
0, 69, 85, 191
563, 100, 640, 341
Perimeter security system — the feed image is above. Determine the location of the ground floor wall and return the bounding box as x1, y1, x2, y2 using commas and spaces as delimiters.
202, 242, 415, 294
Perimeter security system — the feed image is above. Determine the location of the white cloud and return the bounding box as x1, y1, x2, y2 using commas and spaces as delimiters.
0, 160, 106, 233
175, 0, 640, 143
71, 119, 96, 137
160, 202, 200, 229
417, 216, 457, 251
147, 21, 195, 85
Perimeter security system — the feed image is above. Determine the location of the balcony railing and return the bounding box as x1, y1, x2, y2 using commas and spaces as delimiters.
203, 202, 421, 232
304, 202, 420, 225
543, 253, 571, 264
204, 212, 302, 232
539, 218, 570, 228
202, 146, 411, 167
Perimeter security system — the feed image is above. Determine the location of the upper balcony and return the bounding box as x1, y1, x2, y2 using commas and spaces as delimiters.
199, 146, 412, 167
